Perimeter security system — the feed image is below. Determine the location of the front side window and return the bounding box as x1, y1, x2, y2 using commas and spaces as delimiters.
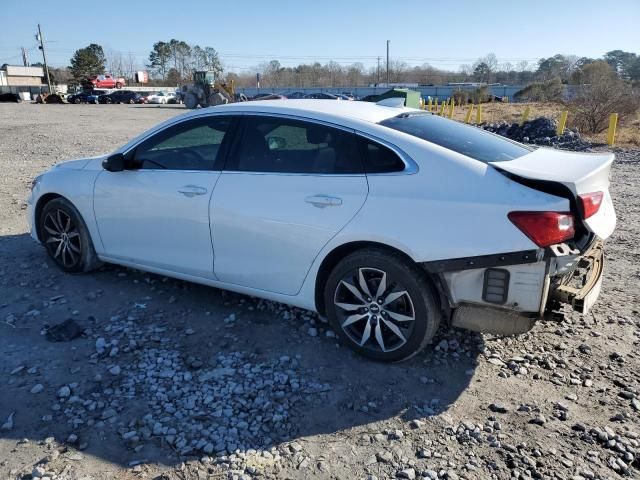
132, 116, 232, 170
380, 112, 531, 163
228, 116, 363, 174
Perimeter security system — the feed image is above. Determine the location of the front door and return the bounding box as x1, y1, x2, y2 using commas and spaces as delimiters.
211, 115, 369, 295
93, 115, 234, 278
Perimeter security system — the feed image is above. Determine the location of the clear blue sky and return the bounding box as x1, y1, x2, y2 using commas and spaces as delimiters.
1, 0, 638, 72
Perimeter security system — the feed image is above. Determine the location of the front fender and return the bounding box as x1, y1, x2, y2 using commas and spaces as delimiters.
30, 167, 103, 253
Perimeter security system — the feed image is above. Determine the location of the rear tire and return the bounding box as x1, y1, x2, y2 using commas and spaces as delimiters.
39, 198, 101, 273
324, 248, 441, 362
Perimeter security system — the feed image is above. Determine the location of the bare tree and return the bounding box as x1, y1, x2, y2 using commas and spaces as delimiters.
105, 49, 124, 77
568, 61, 639, 132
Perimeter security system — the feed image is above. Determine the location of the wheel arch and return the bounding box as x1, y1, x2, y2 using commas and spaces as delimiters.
34, 192, 66, 241
313, 240, 446, 317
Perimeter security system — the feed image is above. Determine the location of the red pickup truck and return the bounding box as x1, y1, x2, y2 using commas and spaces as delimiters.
86, 74, 126, 89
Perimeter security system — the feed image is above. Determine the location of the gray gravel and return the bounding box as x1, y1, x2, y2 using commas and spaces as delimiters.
0, 103, 639, 480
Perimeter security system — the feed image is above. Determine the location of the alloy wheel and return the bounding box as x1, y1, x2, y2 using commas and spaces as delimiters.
333, 267, 415, 353
43, 209, 82, 269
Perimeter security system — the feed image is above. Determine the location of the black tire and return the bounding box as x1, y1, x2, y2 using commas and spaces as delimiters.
39, 198, 101, 273
324, 248, 440, 362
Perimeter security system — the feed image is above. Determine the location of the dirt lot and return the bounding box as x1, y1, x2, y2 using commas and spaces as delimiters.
0, 103, 639, 480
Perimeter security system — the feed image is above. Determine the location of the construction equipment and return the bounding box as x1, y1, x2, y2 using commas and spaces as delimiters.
180, 71, 237, 109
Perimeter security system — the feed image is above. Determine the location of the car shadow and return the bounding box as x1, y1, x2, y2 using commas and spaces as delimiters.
0, 232, 479, 468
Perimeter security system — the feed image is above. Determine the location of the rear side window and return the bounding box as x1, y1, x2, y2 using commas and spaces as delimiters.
359, 139, 405, 173
380, 113, 531, 163
228, 116, 363, 174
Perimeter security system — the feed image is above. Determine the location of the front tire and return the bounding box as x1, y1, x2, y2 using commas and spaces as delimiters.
183, 92, 198, 109
324, 248, 440, 362
39, 198, 101, 273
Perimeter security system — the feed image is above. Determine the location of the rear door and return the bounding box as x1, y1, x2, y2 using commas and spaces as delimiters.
211, 114, 368, 295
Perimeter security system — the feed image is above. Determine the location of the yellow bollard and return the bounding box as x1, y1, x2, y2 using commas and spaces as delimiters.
465, 104, 474, 124
607, 113, 618, 146
433, 98, 438, 111
557, 110, 568, 136
520, 106, 531, 126
439, 101, 446, 116
448, 99, 455, 119
427, 97, 432, 112
476, 104, 482, 124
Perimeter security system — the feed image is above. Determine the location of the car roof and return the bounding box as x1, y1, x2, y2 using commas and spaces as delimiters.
119, 100, 419, 155
206, 100, 415, 125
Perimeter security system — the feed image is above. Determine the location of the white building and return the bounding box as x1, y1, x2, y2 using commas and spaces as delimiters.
0, 65, 45, 87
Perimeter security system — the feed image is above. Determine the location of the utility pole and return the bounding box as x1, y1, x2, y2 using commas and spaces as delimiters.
36, 24, 52, 93
376, 56, 381, 85
386, 40, 390, 86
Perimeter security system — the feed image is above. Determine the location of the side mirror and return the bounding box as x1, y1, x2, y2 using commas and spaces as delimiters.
102, 153, 125, 172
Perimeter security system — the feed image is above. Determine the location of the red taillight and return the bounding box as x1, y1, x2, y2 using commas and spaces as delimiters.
578, 191, 604, 219
508, 211, 575, 247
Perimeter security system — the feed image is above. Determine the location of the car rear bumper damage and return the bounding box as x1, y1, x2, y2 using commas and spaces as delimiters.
547, 238, 604, 316
423, 239, 605, 335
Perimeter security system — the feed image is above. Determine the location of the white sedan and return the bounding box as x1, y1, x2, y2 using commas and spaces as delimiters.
147, 91, 175, 104
28, 100, 616, 361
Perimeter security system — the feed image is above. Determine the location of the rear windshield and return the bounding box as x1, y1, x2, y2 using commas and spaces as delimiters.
379, 112, 531, 163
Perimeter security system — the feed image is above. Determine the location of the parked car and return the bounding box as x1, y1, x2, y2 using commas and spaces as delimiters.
98, 90, 142, 104
85, 74, 126, 89
135, 92, 152, 104
67, 89, 109, 104
27, 100, 616, 361
251, 94, 287, 101
286, 91, 306, 99
251, 92, 277, 100
304, 92, 339, 99
147, 92, 176, 104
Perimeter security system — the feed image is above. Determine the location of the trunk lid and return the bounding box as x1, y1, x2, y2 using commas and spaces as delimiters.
490, 148, 616, 240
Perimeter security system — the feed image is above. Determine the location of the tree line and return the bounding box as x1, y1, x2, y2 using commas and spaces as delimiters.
58, 43, 639, 89
231, 51, 640, 88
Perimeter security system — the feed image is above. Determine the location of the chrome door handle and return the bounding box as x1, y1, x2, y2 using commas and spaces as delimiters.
178, 185, 208, 197
305, 195, 343, 208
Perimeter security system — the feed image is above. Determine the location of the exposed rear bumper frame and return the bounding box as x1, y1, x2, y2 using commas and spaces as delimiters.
548, 239, 604, 314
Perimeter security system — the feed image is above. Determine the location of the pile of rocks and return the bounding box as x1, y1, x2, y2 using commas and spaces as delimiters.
481, 117, 591, 150
54, 313, 330, 459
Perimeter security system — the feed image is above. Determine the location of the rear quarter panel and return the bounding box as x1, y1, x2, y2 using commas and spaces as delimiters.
346, 139, 570, 262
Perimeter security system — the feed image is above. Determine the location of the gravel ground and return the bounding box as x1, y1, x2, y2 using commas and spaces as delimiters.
0, 103, 639, 480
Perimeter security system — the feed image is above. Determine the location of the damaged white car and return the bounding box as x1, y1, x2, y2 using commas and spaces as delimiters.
28, 100, 616, 361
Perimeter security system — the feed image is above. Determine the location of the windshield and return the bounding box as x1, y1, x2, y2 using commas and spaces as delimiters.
379, 112, 531, 163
